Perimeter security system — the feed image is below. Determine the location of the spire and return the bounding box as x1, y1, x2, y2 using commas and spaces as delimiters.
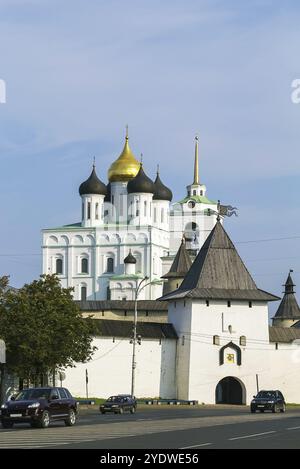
284, 270, 295, 294
161, 238, 192, 279
273, 271, 300, 319
126, 124, 129, 139
193, 135, 199, 185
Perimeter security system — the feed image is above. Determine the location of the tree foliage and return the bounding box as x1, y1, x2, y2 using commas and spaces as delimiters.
0, 275, 96, 382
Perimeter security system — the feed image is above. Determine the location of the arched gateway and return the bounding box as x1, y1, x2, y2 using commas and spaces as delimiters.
215, 376, 246, 405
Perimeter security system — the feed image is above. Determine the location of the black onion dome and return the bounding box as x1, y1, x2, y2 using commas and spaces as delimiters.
153, 173, 173, 201
79, 166, 107, 196
127, 164, 154, 194
124, 251, 137, 264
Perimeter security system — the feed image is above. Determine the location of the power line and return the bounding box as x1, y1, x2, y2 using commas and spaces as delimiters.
236, 235, 300, 244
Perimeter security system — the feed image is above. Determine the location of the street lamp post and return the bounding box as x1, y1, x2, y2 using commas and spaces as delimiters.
130, 277, 163, 397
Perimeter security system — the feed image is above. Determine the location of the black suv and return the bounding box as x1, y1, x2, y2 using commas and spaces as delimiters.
250, 390, 286, 413
1, 387, 78, 429
100, 395, 137, 414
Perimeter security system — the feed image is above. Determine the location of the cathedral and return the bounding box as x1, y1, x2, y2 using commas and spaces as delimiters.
42, 132, 300, 405
42, 131, 220, 303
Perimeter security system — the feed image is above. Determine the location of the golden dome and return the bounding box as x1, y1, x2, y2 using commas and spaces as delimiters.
108, 133, 140, 182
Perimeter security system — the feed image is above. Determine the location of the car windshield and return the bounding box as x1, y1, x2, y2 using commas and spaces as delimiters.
256, 391, 276, 399
107, 396, 123, 403
14, 388, 51, 401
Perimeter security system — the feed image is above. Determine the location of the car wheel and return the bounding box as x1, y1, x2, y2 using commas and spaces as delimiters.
272, 404, 279, 413
39, 410, 50, 428
280, 404, 286, 413
65, 409, 76, 426
119, 408, 124, 414
1, 420, 13, 429
130, 407, 136, 414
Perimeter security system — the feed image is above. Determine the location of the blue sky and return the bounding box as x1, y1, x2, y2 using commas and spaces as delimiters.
0, 0, 300, 314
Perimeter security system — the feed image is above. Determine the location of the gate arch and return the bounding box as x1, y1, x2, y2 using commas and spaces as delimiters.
215, 376, 246, 405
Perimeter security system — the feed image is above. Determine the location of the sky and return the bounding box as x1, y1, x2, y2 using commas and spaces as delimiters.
0, 0, 300, 315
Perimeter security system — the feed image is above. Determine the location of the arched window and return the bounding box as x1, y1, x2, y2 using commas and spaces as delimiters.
107, 257, 114, 273
213, 335, 220, 345
81, 258, 88, 274
81, 285, 87, 301
161, 208, 164, 223
136, 199, 140, 217
240, 336, 247, 346
56, 258, 63, 275
95, 203, 99, 220
144, 200, 147, 216
107, 286, 111, 300
87, 202, 91, 220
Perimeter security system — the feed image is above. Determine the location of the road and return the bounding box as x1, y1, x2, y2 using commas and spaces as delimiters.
1, 405, 300, 449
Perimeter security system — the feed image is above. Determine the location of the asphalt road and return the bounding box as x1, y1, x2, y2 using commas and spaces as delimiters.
1, 405, 300, 449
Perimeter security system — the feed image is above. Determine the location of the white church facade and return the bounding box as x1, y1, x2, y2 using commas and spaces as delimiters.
42, 132, 300, 405
42, 132, 220, 302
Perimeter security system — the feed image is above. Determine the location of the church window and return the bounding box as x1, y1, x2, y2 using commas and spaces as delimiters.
213, 335, 220, 345
87, 202, 91, 219
107, 257, 114, 273
227, 301, 231, 307
188, 201, 195, 209
240, 336, 246, 346
193, 190, 196, 195
136, 199, 140, 217
95, 203, 99, 220
81, 258, 88, 274
56, 258, 63, 275
154, 207, 157, 223
144, 200, 147, 216
228, 325, 233, 333
181, 335, 185, 346
161, 208, 164, 223
81, 286, 87, 301
107, 286, 111, 300
111, 195, 114, 205
200, 190, 203, 196
275, 343, 278, 350
249, 301, 252, 308
206, 300, 210, 307
207, 208, 211, 216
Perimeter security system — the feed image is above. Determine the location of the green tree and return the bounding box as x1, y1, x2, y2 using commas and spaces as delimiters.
0, 274, 96, 385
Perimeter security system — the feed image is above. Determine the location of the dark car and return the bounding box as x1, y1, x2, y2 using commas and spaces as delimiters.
250, 390, 286, 413
100, 395, 137, 414
1, 387, 78, 429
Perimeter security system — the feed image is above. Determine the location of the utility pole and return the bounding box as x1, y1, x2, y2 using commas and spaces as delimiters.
130, 277, 162, 397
